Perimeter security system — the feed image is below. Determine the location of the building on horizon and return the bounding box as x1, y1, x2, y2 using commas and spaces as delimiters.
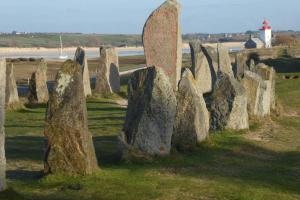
259, 19, 272, 48
245, 19, 272, 49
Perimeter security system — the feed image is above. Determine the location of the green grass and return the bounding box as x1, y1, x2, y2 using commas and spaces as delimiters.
2, 59, 300, 199
0, 34, 142, 48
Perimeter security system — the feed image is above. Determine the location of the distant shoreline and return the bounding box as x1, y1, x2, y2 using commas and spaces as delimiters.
0, 42, 244, 59
0, 42, 244, 52
0, 46, 144, 53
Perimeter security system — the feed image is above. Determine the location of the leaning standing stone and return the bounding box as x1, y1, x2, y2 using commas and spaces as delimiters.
217, 44, 234, 76
0, 59, 6, 191
210, 72, 249, 130
44, 60, 98, 175
95, 47, 120, 94
201, 44, 234, 81
5, 63, 20, 108
173, 69, 210, 151
28, 59, 49, 104
120, 66, 177, 156
143, 0, 182, 90
74, 47, 92, 97
189, 41, 213, 93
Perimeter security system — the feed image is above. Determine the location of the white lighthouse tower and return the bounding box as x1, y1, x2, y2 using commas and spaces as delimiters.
259, 19, 272, 48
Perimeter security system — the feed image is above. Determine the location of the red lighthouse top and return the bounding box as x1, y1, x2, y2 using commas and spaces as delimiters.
260, 20, 271, 30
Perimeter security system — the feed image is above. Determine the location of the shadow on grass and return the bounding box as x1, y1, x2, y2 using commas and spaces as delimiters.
86, 100, 117, 105
6, 170, 44, 182
87, 107, 126, 112
16, 108, 46, 114
5, 133, 300, 195
129, 137, 300, 195
24, 103, 47, 110
89, 116, 125, 121
5, 125, 44, 129
94, 134, 300, 195
0, 188, 26, 200
263, 57, 300, 73
6, 136, 45, 162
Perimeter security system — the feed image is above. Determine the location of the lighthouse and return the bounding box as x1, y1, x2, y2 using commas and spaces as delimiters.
259, 19, 272, 48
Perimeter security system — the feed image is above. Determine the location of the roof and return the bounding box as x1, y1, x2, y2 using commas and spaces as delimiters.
250, 38, 264, 45
245, 37, 264, 48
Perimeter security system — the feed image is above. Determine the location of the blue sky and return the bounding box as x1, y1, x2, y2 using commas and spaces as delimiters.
0, 0, 299, 34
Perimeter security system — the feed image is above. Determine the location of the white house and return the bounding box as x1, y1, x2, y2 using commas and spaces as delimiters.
259, 20, 272, 48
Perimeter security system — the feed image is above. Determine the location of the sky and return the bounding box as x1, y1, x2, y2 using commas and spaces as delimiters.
0, 0, 299, 34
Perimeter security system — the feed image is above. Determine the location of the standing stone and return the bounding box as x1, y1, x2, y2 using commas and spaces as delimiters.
189, 41, 213, 93
28, 59, 49, 104
0, 59, 6, 191
233, 52, 248, 79
256, 63, 276, 111
74, 47, 92, 97
241, 71, 271, 118
44, 60, 98, 175
120, 66, 177, 156
201, 44, 234, 81
95, 47, 120, 94
143, 0, 182, 90
5, 63, 20, 107
173, 69, 209, 151
210, 72, 249, 130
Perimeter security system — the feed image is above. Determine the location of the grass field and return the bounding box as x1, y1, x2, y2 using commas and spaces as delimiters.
1, 57, 300, 200
0, 34, 142, 48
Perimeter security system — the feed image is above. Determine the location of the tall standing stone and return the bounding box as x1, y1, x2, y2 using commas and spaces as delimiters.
95, 47, 120, 94
143, 0, 182, 90
28, 59, 49, 104
0, 59, 6, 191
74, 47, 92, 97
189, 41, 213, 93
120, 67, 177, 156
5, 63, 20, 107
210, 72, 249, 130
241, 71, 271, 118
173, 69, 210, 151
44, 60, 98, 175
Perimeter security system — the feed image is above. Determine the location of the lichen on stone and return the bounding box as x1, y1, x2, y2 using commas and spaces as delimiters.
55, 73, 73, 98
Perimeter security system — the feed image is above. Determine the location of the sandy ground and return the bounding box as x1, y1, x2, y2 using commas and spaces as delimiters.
0, 42, 244, 55
10, 57, 146, 83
